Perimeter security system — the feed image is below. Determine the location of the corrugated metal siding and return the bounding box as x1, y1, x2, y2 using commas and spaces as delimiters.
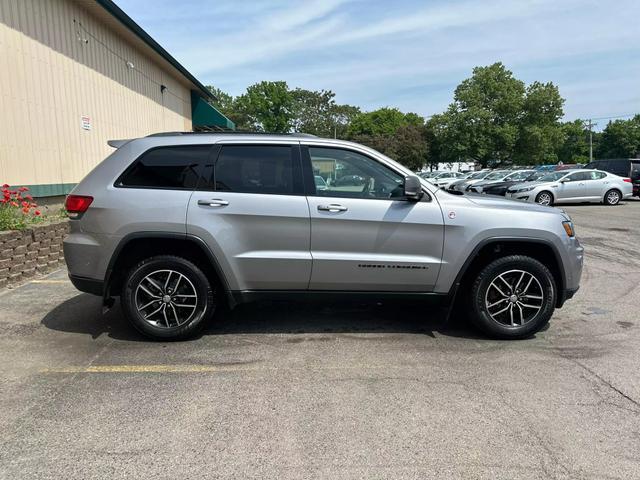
0, 0, 193, 187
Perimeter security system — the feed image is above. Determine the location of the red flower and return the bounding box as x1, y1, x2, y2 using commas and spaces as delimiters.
24, 194, 33, 200
21, 201, 29, 208
2, 184, 9, 189
22, 207, 29, 214
10, 201, 18, 207
34, 210, 41, 216
18, 186, 29, 192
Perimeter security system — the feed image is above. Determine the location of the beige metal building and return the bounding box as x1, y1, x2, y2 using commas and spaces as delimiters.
0, 0, 233, 197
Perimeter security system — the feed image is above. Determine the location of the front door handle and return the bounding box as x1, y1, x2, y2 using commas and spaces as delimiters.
318, 204, 348, 213
198, 199, 229, 207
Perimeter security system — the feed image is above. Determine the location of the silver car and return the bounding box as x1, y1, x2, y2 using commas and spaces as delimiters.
505, 169, 633, 206
448, 170, 497, 192
64, 133, 583, 341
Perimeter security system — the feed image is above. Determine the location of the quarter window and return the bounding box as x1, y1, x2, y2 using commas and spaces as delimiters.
118, 145, 210, 189
213, 145, 299, 195
308, 147, 405, 199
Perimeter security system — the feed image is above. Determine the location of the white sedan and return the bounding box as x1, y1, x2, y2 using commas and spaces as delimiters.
505, 169, 633, 206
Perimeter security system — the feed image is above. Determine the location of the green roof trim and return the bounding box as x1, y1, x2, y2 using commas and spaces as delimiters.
191, 93, 236, 130
95, 0, 213, 100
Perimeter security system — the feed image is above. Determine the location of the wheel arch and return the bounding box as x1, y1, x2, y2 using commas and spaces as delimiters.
452, 237, 566, 307
104, 232, 234, 308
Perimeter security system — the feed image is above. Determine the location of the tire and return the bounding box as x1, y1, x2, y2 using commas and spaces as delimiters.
469, 255, 556, 339
603, 188, 621, 206
535, 191, 554, 206
121, 255, 216, 340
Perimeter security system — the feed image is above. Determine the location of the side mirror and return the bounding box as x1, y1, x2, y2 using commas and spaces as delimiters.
404, 175, 424, 201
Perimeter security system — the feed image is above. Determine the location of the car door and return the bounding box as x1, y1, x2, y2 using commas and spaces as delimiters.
583, 171, 608, 200
556, 171, 587, 202
187, 142, 312, 291
303, 145, 444, 292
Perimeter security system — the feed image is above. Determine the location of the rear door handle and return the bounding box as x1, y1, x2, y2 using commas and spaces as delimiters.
318, 204, 348, 212
198, 199, 229, 207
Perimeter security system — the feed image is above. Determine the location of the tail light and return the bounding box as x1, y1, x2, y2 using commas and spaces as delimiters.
623, 178, 632, 183
65, 195, 93, 217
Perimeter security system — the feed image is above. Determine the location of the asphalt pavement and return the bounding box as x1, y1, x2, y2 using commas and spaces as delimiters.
1, 199, 639, 479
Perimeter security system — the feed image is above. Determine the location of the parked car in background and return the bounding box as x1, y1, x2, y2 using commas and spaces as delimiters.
447, 170, 497, 192
506, 169, 633, 206
555, 164, 584, 171
420, 171, 466, 183
314, 175, 328, 191
585, 158, 640, 197
468, 170, 536, 193
430, 172, 474, 189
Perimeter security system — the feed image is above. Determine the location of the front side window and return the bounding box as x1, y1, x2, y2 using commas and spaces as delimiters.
213, 145, 299, 195
118, 145, 210, 189
309, 147, 405, 199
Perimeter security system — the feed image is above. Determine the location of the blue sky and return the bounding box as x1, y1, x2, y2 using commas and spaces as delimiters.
115, 0, 639, 126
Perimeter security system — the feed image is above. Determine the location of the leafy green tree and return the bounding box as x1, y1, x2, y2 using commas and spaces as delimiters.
514, 82, 565, 164
291, 89, 360, 138
556, 120, 591, 163
205, 85, 251, 130
597, 115, 640, 158
235, 81, 294, 133
439, 63, 525, 167
347, 108, 424, 137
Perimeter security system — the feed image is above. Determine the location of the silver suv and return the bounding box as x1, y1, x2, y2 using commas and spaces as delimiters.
63, 133, 583, 340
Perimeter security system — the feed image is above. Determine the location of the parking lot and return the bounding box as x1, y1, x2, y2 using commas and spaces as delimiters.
1, 200, 639, 479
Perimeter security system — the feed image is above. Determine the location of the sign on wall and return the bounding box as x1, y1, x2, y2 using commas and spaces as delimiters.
81, 115, 91, 131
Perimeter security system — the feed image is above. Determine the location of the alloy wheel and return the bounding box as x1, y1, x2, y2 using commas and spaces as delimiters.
484, 269, 544, 327
134, 269, 198, 328
536, 192, 552, 206
606, 190, 620, 205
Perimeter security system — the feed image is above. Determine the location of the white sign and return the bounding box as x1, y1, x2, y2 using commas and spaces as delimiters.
81, 115, 91, 131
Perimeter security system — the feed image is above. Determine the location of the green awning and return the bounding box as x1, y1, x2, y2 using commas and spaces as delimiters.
191, 93, 235, 130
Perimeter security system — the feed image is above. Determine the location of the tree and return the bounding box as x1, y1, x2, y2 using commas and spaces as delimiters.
235, 81, 294, 133
514, 82, 565, 164
346, 108, 427, 170
597, 115, 640, 158
290, 89, 360, 138
556, 120, 591, 163
347, 107, 424, 137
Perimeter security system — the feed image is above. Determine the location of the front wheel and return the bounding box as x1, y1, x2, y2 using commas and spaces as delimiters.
121, 255, 216, 340
469, 255, 556, 339
604, 189, 621, 205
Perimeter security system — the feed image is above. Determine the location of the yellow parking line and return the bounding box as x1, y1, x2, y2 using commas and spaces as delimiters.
40, 364, 403, 374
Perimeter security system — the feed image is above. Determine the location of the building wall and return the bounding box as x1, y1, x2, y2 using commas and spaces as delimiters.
0, 0, 193, 194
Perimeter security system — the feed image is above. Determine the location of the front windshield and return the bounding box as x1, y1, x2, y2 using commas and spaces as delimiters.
508, 171, 534, 181
469, 172, 488, 179
538, 172, 566, 182
525, 172, 544, 181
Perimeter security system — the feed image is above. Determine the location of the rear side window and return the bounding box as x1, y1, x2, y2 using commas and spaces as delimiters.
608, 160, 630, 176
118, 145, 211, 189
631, 161, 640, 180
213, 145, 301, 195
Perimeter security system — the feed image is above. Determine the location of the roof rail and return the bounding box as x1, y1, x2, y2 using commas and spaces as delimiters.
146, 131, 318, 138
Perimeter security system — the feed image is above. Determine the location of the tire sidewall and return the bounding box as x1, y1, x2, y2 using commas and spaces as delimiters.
471, 256, 556, 339
122, 256, 215, 340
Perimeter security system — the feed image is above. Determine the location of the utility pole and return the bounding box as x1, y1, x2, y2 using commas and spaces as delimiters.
585, 119, 597, 162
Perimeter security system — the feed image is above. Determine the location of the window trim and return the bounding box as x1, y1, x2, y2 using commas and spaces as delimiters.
300, 145, 431, 202
114, 144, 215, 191
196, 143, 305, 196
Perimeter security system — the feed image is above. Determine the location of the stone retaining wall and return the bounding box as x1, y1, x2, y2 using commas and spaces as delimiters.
0, 220, 69, 289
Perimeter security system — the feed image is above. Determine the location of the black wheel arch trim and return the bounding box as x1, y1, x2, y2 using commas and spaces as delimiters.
450, 236, 567, 306
103, 232, 235, 308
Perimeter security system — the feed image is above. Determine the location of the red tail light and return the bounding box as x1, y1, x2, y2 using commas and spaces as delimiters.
65, 195, 93, 216
623, 178, 632, 183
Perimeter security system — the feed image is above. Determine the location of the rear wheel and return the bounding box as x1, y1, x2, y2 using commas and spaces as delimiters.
604, 188, 621, 205
121, 255, 216, 340
535, 191, 553, 206
469, 255, 556, 339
